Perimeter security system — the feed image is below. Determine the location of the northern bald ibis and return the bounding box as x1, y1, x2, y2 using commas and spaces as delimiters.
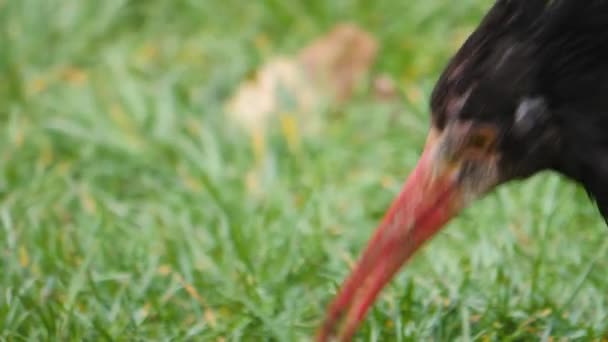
318, 0, 608, 340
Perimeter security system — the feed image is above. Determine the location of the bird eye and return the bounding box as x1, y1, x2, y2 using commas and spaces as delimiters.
468, 128, 495, 150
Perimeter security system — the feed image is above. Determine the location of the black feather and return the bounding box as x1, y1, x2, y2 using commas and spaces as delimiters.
432, 0, 608, 221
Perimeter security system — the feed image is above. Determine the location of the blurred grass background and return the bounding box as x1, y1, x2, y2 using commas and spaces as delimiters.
1, 0, 608, 340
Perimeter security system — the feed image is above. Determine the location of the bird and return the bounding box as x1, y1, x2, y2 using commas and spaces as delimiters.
317, 0, 608, 340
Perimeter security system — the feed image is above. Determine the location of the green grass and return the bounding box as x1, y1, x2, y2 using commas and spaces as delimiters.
1, 0, 608, 340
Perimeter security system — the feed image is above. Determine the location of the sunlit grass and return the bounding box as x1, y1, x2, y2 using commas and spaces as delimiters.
1, 0, 607, 340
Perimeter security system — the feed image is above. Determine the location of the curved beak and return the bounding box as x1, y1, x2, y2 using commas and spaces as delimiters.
317, 130, 470, 341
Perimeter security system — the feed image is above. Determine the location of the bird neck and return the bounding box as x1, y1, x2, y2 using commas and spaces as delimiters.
555, 146, 608, 222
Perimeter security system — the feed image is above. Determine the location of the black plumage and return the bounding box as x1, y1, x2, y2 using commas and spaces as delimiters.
318, 2, 608, 340
432, 0, 608, 218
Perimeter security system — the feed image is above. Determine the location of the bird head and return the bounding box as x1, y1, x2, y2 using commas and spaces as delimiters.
316, 0, 585, 340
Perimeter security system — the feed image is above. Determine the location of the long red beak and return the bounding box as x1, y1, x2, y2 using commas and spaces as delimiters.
317, 133, 466, 341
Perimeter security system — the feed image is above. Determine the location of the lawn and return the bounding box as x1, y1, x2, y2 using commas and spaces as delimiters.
1, 0, 608, 340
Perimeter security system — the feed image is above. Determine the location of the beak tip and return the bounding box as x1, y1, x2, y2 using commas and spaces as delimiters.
317, 135, 465, 340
